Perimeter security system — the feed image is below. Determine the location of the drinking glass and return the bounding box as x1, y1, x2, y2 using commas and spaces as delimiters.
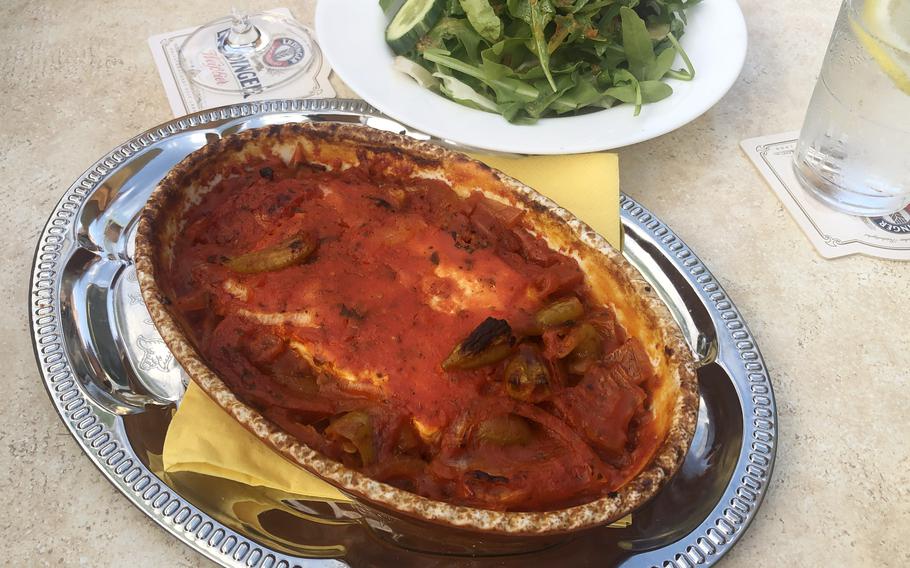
178, 10, 315, 98
793, 0, 910, 216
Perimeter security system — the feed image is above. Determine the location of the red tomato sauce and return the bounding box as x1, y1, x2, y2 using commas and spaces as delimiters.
166, 155, 661, 511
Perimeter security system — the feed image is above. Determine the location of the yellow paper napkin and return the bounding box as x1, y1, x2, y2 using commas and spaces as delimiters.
469, 152, 621, 249
164, 381, 350, 501
162, 152, 621, 505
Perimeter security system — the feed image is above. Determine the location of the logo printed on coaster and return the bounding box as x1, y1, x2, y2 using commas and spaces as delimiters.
264, 37, 306, 68
867, 206, 910, 235
149, 9, 335, 116
215, 28, 264, 98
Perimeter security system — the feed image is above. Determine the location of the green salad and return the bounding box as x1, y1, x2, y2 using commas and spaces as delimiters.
380, 0, 700, 123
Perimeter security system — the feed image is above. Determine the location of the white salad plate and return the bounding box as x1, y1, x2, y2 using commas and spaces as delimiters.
316, 0, 747, 154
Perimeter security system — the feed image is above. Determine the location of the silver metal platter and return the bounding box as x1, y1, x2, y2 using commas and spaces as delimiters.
30, 99, 777, 567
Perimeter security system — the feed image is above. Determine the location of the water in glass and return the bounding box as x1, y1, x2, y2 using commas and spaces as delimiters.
793, 0, 910, 216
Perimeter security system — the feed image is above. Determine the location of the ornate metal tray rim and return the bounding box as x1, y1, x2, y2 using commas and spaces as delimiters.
30, 98, 777, 568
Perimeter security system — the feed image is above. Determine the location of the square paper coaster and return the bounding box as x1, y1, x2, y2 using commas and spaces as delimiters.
148, 8, 335, 117
741, 132, 910, 260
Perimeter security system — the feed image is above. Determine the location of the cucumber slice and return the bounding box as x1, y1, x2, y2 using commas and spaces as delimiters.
379, 0, 406, 17
385, 0, 444, 54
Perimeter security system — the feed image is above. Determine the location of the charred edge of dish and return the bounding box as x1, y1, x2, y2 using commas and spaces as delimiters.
332, 123, 445, 165
226, 134, 247, 153
521, 197, 551, 214
672, 444, 686, 465
286, 123, 357, 150
364, 143, 442, 169
285, 122, 447, 170
460, 317, 514, 356
398, 151, 442, 168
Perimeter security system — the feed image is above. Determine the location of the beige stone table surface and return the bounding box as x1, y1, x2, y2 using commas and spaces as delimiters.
2, 0, 907, 566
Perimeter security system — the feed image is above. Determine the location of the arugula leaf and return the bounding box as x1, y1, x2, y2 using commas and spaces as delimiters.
578, 0, 619, 16
507, 0, 557, 91
605, 69, 637, 99
498, 101, 537, 123
480, 38, 533, 79
519, 59, 582, 80
569, 0, 592, 12
649, 46, 676, 80
427, 18, 485, 63
529, 1, 557, 91
664, 32, 695, 80
605, 68, 642, 115
459, 0, 503, 42
422, 48, 539, 101
639, 80, 673, 102
550, 74, 608, 112
619, 6, 656, 82
524, 72, 576, 117
484, 37, 533, 68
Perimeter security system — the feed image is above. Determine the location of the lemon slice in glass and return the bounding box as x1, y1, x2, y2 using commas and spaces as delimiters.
851, 0, 910, 95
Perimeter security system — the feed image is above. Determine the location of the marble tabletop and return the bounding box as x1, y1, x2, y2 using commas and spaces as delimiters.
2, 0, 907, 566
